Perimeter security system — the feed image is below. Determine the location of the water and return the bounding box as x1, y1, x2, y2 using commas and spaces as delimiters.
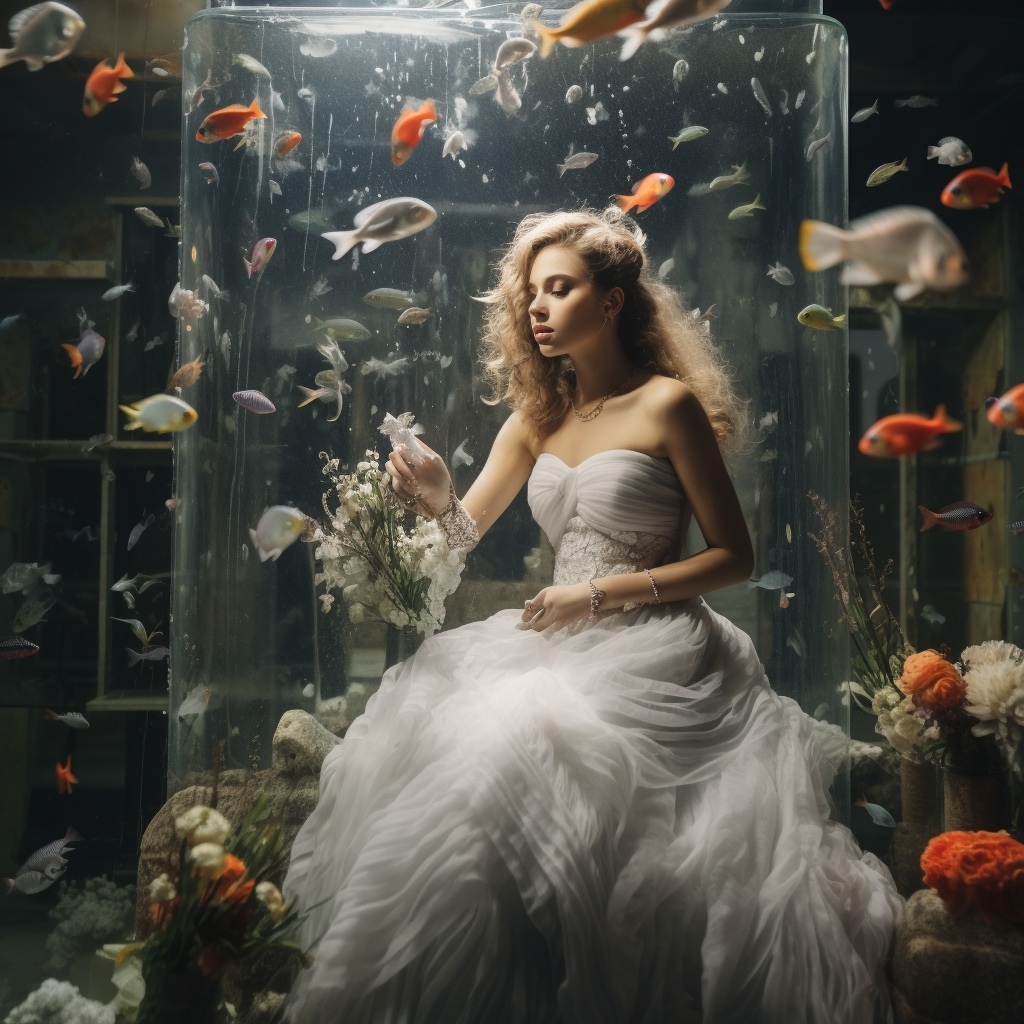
172, 0, 850, 804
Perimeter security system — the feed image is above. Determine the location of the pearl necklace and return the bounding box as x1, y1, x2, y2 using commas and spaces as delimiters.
570, 366, 645, 421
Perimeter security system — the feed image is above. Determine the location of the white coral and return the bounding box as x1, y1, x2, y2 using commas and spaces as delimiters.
3, 979, 115, 1024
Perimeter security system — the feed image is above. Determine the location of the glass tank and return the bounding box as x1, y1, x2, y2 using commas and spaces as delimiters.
171, 0, 850, 808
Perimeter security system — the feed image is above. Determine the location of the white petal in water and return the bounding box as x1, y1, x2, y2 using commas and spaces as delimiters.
269, 180, 282, 198
451, 440, 474, 467
795, 89, 806, 108
739, 34, 745, 44
769, 302, 778, 317
300, 37, 337, 58
754, 46, 764, 61
751, 77, 772, 116
672, 59, 689, 84
565, 84, 583, 104
717, 82, 728, 94
658, 258, 675, 281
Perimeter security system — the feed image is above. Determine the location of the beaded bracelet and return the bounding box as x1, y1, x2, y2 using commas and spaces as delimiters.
588, 580, 607, 622
622, 569, 661, 613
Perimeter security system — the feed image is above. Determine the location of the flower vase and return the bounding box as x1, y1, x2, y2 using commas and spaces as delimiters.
942, 730, 1006, 833
384, 623, 422, 670
891, 755, 940, 897
136, 964, 220, 1024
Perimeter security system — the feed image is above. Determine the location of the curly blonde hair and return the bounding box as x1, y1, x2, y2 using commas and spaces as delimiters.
477, 206, 747, 451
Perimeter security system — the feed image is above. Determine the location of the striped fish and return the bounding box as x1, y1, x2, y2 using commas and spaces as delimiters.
918, 501, 993, 532
232, 389, 276, 414
5, 870, 61, 895
19, 825, 81, 878
0, 635, 39, 658
1007, 520, 1024, 536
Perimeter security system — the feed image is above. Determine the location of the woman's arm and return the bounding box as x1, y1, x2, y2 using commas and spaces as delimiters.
594, 381, 754, 610
385, 409, 536, 542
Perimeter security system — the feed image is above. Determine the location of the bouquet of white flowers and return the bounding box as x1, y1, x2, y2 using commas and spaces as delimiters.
312, 447, 467, 636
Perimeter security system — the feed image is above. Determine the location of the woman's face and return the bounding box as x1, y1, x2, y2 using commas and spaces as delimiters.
526, 245, 615, 357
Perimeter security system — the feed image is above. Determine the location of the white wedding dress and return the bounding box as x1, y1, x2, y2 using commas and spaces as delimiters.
283, 449, 905, 1024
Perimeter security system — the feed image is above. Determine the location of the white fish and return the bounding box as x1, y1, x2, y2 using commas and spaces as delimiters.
805, 131, 830, 161
177, 684, 213, 719
799, 205, 969, 301
361, 356, 410, 380
102, 281, 135, 301
709, 160, 750, 190
766, 261, 794, 285
44, 710, 89, 729
895, 95, 937, 108
557, 150, 598, 177
315, 336, 348, 376
298, 86, 314, 100
397, 306, 433, 325
750, 77, 772, 116
851, 99, 878, 123
135, 205, 162, 228
249, 506, 306, 562
127, 513, 155, 550
657, 258, 674, 280
493, 37, 535, 71
1, 562, 60, 594
234, 53, 270, 78
18, 825, 81, 878
451, 439, 474, 467
130, 155, 151, 189
727, 193, 765, 219
565, 84, 583, 103
300, 37, 337, 58
667, 125, 707, 149
0, 2, 85, 72
5, 870, 62, 895
321, 198, 437, 261
521, 4, 543, 23
442, 130, 467, 159
927, 136, 972, 167
618, 0, 732, 62
748, 569, 793, 591
120, 393, 198, 433
269, 179, 282, 198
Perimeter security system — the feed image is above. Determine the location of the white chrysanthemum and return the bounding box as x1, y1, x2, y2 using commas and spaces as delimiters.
961, 640, 1024, 750
147, 873, 176, 902
255, 880, 286, 921
872, 684, 926, 754
189, 842, 226, 873
174, 805, 231, 846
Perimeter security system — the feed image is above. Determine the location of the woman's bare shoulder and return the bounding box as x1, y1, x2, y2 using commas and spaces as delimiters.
643, 373, 698, 407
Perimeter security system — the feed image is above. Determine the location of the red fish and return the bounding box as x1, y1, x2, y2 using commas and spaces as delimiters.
391, 99, 436, 166
919, 501, 992, 532
858, 405, 962, 458
56, 755, 78, 794
615, 172, 674, 214
196, 99, 266, 143
986, 383, 1024, 433
83, 53, 133, 117
941, 163, 1011, 210
877, 0, 892, 8
274, 130, 302, 159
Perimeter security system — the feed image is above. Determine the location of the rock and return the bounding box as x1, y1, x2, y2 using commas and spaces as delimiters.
272, 708, 340, 776
136, 711, 336, 940
892, 888, 1024, 1023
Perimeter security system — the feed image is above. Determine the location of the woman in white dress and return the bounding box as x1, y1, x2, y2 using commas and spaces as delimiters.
283, 207, 905, 1024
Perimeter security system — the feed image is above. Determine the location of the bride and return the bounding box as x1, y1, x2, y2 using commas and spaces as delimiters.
283, 207, 905, 1023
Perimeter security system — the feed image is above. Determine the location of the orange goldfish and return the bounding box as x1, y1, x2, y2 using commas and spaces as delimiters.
83, 52, 133, 117
941, 163, 1011, 210
532, 0, 648, 58
391, 99, 436, 165
56, 755, 78, 794
615, 172, 674, 214
196, 98, 266, 144
274, 129, 302, 159
986, 383, 1024, 433
858, 405, 962, 458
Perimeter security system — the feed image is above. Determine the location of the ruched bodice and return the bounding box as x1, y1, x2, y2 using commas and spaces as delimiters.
528, 449, 689, 586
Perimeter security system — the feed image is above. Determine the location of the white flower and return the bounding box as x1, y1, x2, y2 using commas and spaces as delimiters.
147, 873, 176, 902
189, 842, 226, 874
174, 805, 231, 846
872, 684, 926, 754
107, 955, 146, 1019
320, 593, 335, 613
349, 602, 365, 622
255, 880, 286, 921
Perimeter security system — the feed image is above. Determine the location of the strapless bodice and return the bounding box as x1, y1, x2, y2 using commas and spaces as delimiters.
527, 450, 688, 586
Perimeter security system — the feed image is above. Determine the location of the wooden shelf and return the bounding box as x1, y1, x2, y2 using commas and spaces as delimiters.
0, 439, 172, 463
0, 259, 114, 281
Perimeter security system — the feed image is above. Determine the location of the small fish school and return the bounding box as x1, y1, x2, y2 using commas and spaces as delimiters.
0, 0, 1022, 1020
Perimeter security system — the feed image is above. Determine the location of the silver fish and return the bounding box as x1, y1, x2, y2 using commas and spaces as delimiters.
766, 261, 794, 285
728, 194, 765, 219
799, 205, 969, 301
81, 433, 112, 452
126, 645, 168, 666
12, 587, 55, 632
130, 156, 151, 189
127, 513, 155, 551
750, 77, 772, 117
709, 161, 750, 190
667, 125, 707, 149
322, 198, 437, 261
895, 95, 937, 108
234, 52, 270, 78
0, 2, 85, 72
493, 37, 535, 71
18, 825, 81, 878
135, 206, 163, 228
927, 136, 971, 167
363, 287, 419, 309
851, 99, 878, 123
233, 389, 277, 414
805, 131, 831, 161
657, 258, 675, 280
44, 709, 89, 729
102, 281, 135, 301
5, 870, 62, 895
557, 151, 598, 177
866, 157, 908, 187
521, 3, 543, 22
2, 562, 60, 594
306, 316, 370, 341
748, 569, 793, 591
397, 306, 433, 325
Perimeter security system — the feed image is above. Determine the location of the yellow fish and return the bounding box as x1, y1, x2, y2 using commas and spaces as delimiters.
120, 394, 198, 432
797, 304, 846, 331
866, 157, 908, 187
532, 0, 648, 58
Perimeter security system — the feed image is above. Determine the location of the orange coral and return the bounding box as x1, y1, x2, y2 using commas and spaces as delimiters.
921, 830, 1024, 927
897, 649, 966, 712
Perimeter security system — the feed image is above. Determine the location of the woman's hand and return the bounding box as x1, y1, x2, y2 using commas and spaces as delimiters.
385, 439, 452, 517
519, 583, 593, 631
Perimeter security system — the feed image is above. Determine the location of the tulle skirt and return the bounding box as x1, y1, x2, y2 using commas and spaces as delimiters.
283, 597, 904, 1024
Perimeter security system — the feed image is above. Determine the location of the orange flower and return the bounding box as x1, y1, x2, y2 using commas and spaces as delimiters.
217, 854, 246, 885
921, 830, 1024, 927
897, 649, 966, 712
148, 897, 179, 929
